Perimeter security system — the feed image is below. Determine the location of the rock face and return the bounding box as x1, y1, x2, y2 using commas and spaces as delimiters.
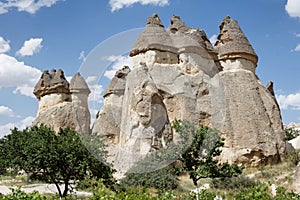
92, 14, 286, 174
33, 69, 91, 134
295, 163, 300, 193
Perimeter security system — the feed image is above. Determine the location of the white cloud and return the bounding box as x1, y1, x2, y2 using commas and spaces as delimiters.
286, 0, 300, 18
0, 116, 35, 137
0, 0, 62, 15
0, 37, 10, 53
16, 38, 43, 57
0, 53, 42, 97
79, 51, 86, 62
277, 92, 300, 110
109, 0, 169, 12
294, 44, 300, 52
86, 76, 104, 104
0, 106, 15, 117
209, 34, 218, 46
296, 33, 300, 37
103, 55, 133, 79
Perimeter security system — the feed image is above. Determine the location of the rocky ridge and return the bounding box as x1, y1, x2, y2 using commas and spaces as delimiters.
92, 14, 286, 174
33, 69, 90, 134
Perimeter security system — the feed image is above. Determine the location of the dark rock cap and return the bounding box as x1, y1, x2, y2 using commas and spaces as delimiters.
33, 68, 70, 99
130, 14, 214, 58
130, 13, 175, 56
70, 72, 91, 94
214, 16, 258, 65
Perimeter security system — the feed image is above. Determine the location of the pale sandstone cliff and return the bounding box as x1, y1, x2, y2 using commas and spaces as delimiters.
92, 14, 286, 174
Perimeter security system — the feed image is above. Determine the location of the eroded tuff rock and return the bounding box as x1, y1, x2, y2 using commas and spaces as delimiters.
93, 14, 286, 174
33, 70, 91, 134
294, 163, 300, 193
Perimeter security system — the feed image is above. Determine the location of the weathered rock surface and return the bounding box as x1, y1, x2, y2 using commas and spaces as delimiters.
294, 163, 300, 193
33, 70, 91, 134
92, 14, 286, 174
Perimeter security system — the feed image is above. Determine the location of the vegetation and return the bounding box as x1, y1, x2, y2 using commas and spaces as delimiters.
0, 125, 114, 198
1, 122, 300, 199
120, 166, 179, 191
285, 127, 300, 140
172, 120, 243, 188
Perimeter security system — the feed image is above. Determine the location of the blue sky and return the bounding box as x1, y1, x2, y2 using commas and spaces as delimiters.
0, 0, 300, 136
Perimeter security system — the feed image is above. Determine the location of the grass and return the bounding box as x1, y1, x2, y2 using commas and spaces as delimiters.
176, 160, 298, 194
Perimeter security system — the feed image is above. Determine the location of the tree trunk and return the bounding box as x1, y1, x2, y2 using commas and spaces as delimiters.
54, 182, 63, 198
193, 178, 199, 200
62, 182, 69, 197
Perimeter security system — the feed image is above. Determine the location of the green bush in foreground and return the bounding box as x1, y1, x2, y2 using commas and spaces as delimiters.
1, 183, 300, 200
120, 166, 179, 191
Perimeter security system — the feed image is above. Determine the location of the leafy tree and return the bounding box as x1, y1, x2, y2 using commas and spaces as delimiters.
1, 125, 115, 198
172, 120, 243, 189
285, 127, 300, 140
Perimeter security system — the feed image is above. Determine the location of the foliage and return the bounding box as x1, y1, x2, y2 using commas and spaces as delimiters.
172, 120, 243, 187
285, 149, 300, 166
90, 180, 176, 200
120, 166, 179, 191
274, 186, 300, 200
212, 175, 259, 192
231, 184, 271, 200
0, 187, 53, 200
0, 125, 115, 198
285, 127, 300, 141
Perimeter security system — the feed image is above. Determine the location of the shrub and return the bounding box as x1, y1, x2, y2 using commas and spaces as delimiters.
285, 149, 300, 166
120, 166, 179, 191
212, 175, 259, 192
285, 127, 300, 141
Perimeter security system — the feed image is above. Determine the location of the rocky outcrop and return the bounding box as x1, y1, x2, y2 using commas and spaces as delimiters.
92, 14, 286, 174
33, 69, 91, 134
294, 163, 300, 193
215, 16, 285, 166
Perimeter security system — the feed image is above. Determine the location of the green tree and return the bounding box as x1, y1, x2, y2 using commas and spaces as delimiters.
172, 120, 243, 189
1, 125, 115, 198
285, 127, 300, 140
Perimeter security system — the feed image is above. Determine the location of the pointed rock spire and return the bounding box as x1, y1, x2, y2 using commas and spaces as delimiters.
70, 72, 90, 95
214, 16, 258, 65
130, 13, 175, 56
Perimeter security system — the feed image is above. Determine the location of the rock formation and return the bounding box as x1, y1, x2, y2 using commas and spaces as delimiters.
33, 69, 91, 134
92, 14, 286, 174
294, 164, 300, 194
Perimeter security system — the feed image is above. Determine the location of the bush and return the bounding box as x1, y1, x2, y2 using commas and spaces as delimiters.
120, 166, 179, 191
285, 149, 300, 166
285, 127, 300, 140
212, 175, 259, 192
0, 187, 57, 200
232, 184, 272, 200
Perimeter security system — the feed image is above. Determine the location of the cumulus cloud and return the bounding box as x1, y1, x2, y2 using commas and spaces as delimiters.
0, 116, 35, 137
286, 0, 300, 18
109, 0, 169, 12
0, 0, 62, 14
0, 37, 10, 53
16, 38, 43, 57
0, 106, 15, 117
209, 34, 218, 46
277, 92, 300, 110
86, 76, 103, 104
103, 55, 133, 79
0, 53, 42, 97
294, 44, 300, 52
